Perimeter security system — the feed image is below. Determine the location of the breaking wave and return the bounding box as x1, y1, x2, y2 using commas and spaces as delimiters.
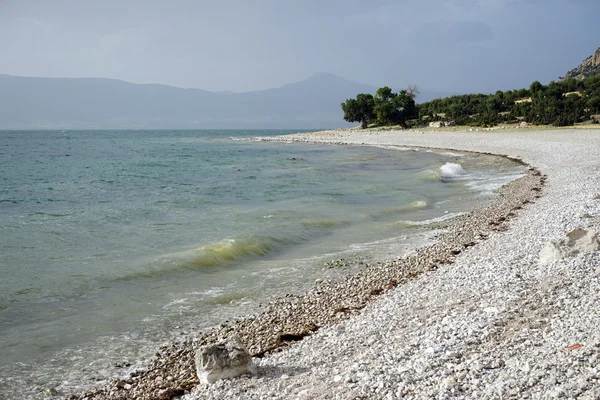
373, 200, 429, 217
392, 212, 464, 227
439, 162, 466, 180
165, 236, 285, 269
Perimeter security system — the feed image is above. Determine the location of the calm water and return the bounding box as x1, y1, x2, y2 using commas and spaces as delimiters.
0, 130, 523, 398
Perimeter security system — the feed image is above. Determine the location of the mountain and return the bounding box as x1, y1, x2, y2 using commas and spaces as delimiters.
561, 48, 600, 81
0, 73, 452, 130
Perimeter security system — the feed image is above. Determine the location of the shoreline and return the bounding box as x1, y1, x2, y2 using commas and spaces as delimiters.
194, 128, 599, 399
72, 129, 562, 400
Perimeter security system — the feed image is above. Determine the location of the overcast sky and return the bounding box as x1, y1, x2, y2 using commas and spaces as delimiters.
1, 0, 598, 93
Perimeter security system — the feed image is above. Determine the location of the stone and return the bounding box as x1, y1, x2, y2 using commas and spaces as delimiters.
539, 229, 600, 264
442, 377, 457, 386
195, 336, 256, 384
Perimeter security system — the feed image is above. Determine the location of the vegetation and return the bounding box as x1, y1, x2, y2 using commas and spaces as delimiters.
342, 86, 417, 128
419, 76, 600, 127
340, 93, 375, 129
342, 76, 600, 128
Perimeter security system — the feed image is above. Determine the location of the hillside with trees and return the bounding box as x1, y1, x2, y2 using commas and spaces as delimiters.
342, 74, 600, 129
342, 47, 600, 129
417, 76, 600, 127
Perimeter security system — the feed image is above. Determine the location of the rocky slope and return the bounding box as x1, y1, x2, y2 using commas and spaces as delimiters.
562, 48, 600, 80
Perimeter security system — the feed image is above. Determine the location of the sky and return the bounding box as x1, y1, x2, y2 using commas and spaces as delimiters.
1, 0, 599, 94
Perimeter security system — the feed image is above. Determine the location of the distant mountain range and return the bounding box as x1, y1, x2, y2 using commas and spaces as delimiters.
0, 73, 452, 129
561, 48, 600, 81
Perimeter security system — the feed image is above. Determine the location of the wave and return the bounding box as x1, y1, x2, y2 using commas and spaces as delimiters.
374, 200, 429, 217
110, 235, 289, 283
301, 219, 350, 229
439, 162, 466, 180
167, 236, 283, 269
418, 170, 440, 181
418, 162, 467, 183
399, 200, 428, 211
111, 215, 358, 283
392, 212, 464, 227
28, 211, 70, 217
466, 172, 525, 195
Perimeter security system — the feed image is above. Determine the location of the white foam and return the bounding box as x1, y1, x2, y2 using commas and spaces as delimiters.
163, 298, 188, 308
439, 162, 466, 179
186, 287, 228, 297
440, 152, 464, 157
466, 173, 525, 195
373, 145, 414, 152
394, 212, 465, 227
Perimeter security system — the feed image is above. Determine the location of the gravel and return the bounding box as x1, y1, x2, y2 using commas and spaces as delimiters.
74, 128, 600, 400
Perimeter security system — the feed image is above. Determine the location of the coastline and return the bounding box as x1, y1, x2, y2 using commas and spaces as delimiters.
76, 128, 600, 400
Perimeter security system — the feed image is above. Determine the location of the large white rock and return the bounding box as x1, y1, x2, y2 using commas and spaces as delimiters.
195, 336, 256, 384
539, 228, 600, 264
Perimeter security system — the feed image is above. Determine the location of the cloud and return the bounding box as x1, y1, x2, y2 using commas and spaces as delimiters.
0, 0, 598, 93
409, 20, 493, 46
445, 21, 493, 43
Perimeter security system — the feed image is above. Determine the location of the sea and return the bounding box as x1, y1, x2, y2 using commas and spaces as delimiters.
0, 129, 524, 398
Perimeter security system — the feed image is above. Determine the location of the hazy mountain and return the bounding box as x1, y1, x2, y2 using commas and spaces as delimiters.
0, 73, 451, 129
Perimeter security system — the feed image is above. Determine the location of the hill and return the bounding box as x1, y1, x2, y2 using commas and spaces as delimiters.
561, 48, 600, 81
0, 73, 450, 130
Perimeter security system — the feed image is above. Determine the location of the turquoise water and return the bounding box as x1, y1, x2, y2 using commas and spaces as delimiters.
0, 130, 523, 398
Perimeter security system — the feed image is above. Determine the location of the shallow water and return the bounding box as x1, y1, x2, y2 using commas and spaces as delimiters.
0, 129, 524, 398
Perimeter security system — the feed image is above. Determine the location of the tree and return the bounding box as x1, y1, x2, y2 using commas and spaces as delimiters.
406, 84, 420, 100
345, 74, 600, 128
530, 81, 544, 94
393, 89, 417, 128
341, 93, 375, 129
374, 86, 397, 125
375, 86, 394, 102
587, 95, 600, 113
372, 86, 418, 128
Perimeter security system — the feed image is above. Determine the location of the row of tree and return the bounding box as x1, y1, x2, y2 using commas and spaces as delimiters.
341, 75, 600, 128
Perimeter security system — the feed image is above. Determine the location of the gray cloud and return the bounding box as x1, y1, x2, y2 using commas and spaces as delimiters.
0, 0, 599, 93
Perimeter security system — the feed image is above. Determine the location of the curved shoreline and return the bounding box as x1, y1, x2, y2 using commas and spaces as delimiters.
192, 129, 599, 400
73, 131, 553, 400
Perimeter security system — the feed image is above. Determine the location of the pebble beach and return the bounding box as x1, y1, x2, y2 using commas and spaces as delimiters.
76, 128, 600, 400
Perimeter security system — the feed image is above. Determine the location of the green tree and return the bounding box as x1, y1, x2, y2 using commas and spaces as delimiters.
375, 86, 394, 102
348, 73, 600, 128
372, 87, 417, 128
530, 80, 544, 94
341, 93, 375, 129
374, 86, 397, 125
393, 89, 417, 128
587, 96, 600, 113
